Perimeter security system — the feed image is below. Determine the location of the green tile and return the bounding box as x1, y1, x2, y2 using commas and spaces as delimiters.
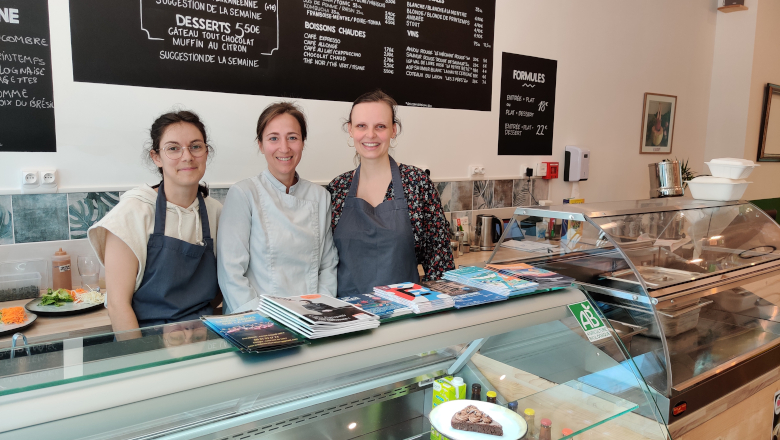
12, 194, 69, 243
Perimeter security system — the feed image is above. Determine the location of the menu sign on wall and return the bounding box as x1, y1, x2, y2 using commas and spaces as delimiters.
497, 52, 557, 155
69, 0, 496, 111
0, 0, 56, 152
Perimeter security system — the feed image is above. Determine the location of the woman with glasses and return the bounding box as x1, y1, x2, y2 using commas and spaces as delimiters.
217, 102, 338, 313
88, 110, 223, 333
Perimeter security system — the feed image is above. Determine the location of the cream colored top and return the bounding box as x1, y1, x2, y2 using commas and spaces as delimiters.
88, 185, 223, 292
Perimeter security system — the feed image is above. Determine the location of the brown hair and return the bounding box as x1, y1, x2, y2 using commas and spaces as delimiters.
345, 90, 402, 165
144, 110, 213, 197
256, 102, 308, 142
344, 89, 402, 132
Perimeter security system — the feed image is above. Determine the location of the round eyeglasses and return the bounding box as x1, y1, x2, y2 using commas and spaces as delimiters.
161, 143, 208, 160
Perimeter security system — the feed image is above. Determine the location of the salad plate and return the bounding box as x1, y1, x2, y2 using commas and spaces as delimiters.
0, 309, 37, 335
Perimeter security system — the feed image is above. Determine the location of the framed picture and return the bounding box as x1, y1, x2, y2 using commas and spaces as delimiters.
640, 93, 677, 154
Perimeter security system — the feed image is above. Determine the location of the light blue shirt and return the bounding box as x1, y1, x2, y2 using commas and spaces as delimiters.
217, 171, 338, 314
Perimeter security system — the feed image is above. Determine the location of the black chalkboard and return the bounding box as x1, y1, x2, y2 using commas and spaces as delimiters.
69, 0, 496, 111
497, 52, 557, 155
0, 0, 56, 152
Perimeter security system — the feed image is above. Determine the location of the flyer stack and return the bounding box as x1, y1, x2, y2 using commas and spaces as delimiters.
259, 294, 380, 339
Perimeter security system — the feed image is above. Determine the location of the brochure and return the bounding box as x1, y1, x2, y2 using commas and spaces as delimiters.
421, 280, 507, 309
201, 312, 304, 353
258, 294, 380, 339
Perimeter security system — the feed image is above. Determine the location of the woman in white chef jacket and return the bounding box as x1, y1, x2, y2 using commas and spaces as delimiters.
217, 102, 338, 313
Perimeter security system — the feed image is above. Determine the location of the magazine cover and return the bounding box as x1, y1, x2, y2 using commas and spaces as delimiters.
341, 294, 412, 319
374, 283, 451, 303
449, 267, 537, 292
261, 294, 379, 325
201, 312, 303, 352
422, 280, 506, 308
420, 280, 481, 297
486, 263, 574, 287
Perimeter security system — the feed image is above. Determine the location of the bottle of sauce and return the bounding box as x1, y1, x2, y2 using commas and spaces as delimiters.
486, 391, 497, 404
471, 383, 482, 401
523, 408, 536, 439
539, 418, 552, 440
52, 248, 72, 290
562, 428, 574, 438
507, 401, 518, 413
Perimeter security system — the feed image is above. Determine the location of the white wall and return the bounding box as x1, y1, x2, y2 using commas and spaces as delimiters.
704, 0, 759, 167
1, 1, 719, 205
743, 0, 780, 200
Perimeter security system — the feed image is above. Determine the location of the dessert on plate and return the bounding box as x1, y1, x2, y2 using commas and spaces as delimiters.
451, 404, 503, 436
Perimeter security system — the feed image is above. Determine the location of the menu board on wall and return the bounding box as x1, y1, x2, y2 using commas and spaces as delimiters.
69, 0, 496, 111
0, 0, 56, 152
497, 52, 557, 155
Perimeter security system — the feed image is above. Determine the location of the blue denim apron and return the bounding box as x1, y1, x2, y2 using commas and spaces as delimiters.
333, 157, 420, 296
132, 181, 217, 326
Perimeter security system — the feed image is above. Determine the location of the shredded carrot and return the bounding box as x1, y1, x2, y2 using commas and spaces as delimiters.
0, 307, 26, 325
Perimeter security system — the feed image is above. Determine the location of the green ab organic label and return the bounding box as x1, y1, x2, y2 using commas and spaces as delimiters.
567, 301, 610, 342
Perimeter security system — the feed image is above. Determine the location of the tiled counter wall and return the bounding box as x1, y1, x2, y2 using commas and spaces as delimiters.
0, 179, 547, 245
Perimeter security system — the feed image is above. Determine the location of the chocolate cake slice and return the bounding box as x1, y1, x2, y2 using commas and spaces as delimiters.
451, 404, 503, 436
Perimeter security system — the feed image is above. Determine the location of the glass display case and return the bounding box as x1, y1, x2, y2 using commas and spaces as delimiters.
490, 198, 780, 426
0, 286, 670, 439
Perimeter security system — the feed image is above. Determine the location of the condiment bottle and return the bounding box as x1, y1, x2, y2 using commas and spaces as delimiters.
51, 248, 72, 290
471, 383, 482, 401
523, 408, 536, 439
562, 428, 574, 438
507, 401, 518, 413
486, 391, 497, 404
539, 418, 552, 440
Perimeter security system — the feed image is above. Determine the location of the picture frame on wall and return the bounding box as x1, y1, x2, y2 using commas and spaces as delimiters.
640, 93, 677, 154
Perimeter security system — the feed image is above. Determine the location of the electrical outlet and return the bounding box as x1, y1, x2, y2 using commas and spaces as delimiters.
469, 165, 485, 176
22, 170, 39, 186
41, 169, 57, 185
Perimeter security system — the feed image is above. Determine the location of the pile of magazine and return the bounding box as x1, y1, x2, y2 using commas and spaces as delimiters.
442, 266, 538, 297
201, 312, 305, 353
258, 294, 380, 339
373, 282, 454, 313
486, 263, 575, 290
340, 293, 414, 320
421, 280, 506, 309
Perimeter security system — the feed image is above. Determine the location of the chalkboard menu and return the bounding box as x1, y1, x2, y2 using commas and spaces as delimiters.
0, 0, 56, 152
497, 52, 557, 155
69, 0, 495, 111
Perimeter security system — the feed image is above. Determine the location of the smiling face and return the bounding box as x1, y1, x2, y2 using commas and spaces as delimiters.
348, 102, 397, 162
151, 122, 208, 190
259, 113, 304, 184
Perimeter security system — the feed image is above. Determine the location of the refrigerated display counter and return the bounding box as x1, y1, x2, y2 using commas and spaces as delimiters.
0, 285, 669, 439
490, 198, 780, 438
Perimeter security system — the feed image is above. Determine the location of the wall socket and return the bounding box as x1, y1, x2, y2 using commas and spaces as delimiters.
469, 165, 485, 176
21, 169, 57, 193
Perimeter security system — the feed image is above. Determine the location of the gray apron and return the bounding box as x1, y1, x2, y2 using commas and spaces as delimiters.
333, 157, 420, 296
132, 181, 217, 327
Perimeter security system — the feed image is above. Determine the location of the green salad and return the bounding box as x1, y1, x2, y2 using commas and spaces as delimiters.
39, 288, 74, 307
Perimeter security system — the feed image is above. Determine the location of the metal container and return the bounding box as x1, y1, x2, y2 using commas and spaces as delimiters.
648, 160, 684, 198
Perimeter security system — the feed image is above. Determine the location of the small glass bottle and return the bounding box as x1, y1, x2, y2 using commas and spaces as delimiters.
539, 418, 552, 440
486, 390, 497, 404
562, 428, 574, 439
471, 383, 482, 401
523, 408, 536, 439
507, 401, 518, 413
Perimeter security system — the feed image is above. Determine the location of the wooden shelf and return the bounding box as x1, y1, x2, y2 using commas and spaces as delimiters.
718, 4, 749, 13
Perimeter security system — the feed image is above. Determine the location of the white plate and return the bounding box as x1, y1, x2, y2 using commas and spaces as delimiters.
0, 309, 37, 335
428, 400, 527, 440
25, 297, 104, 315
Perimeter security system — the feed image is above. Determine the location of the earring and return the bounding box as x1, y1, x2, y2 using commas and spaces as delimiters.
347, 137, 355, 148
390, 137, 398, 149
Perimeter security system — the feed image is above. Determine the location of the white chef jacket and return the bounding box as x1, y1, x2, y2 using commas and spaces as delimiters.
217, 171, 339, 314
